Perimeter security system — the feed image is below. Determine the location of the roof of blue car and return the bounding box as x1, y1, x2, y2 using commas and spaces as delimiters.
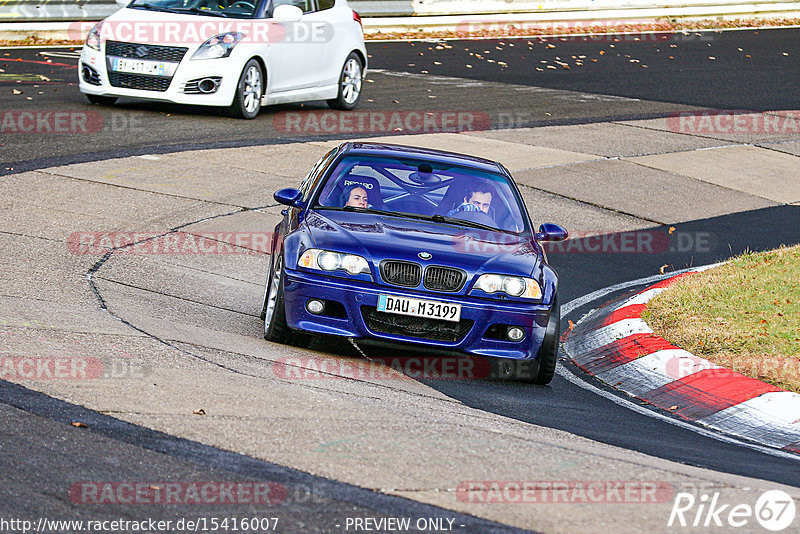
339, 142, 505, 174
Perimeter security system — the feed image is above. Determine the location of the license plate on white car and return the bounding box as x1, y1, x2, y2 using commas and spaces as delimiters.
377, 294, 461, 322
111, 58, 166, 76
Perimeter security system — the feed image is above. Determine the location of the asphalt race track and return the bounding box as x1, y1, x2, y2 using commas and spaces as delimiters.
4, 27, 799, 172
1, 27, 800, 533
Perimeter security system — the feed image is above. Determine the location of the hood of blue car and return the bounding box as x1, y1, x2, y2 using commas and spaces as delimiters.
305, 210, 541, 278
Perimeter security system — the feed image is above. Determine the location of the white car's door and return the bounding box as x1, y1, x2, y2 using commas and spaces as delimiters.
314, 0, 353, 88
265, 0, 327, 93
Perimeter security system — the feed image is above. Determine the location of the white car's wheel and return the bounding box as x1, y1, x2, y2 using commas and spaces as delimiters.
230, 59, 263, 119
327, 52, 363, 111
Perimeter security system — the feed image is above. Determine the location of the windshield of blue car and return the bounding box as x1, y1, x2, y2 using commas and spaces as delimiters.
314, 155, 530, 234
129, 0, 258, 18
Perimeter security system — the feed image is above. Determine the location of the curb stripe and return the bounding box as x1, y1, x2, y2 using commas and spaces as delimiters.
698, 392, 800, 448
620, 287, 666, 307
645, 272, 693, 290
569, 334, 675, 374
563, 270, 800, 454
595, 349, 709, 396
571, 319, 653, 354
641, 369, 783, 420
601, 304, 648, 326
784, 443, 800, 454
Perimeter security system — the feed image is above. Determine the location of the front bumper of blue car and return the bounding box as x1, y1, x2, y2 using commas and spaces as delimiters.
282, 267, 552, 361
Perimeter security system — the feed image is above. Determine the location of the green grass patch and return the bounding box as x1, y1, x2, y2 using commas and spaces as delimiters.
643, 244, 800, 392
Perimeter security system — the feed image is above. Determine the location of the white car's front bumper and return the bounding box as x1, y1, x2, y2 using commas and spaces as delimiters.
78, 44, 243, 107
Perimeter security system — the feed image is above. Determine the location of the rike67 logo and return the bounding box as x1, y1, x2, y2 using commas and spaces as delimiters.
668, 490, 796, 531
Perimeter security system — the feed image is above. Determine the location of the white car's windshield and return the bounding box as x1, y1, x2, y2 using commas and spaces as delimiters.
315, 155, 530, 234
129, 0, 258, 18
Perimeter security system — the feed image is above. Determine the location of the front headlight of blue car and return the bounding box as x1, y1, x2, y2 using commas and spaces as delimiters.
298, 249, 370, 275
474, 274, 542, 299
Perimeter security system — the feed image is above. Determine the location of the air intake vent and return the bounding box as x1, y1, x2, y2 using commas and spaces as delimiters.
81, 63, 101, 86
380, 261, 421, 287
108, 72, 171, 92
362, 306, 473, 342
424, 266, 466, 292
105, 41, 188, 63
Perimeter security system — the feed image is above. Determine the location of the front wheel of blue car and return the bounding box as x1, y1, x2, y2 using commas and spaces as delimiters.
263, 254, 309, 347
531, 295, 560, 385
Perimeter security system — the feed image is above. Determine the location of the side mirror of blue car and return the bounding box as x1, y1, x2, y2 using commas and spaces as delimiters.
536, 223, 568, 242
274, 188, 303, 208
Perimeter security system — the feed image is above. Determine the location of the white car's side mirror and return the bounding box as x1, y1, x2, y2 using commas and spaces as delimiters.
273, 4, 303, 22
115, 0, 129, 7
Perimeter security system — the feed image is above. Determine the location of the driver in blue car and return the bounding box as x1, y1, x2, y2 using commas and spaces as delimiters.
448, 184, 494, 217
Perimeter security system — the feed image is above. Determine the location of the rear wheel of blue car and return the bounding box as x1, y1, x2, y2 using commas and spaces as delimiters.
263, 253, 309, 347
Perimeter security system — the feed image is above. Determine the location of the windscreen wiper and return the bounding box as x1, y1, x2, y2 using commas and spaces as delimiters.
133, 3, 185, 14
321, 206, 503, 232
170, 6, 230, 16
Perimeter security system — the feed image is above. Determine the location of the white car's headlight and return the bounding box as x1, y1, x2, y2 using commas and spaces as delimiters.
298, 249, 370, 275
191, 32, 245, 60
475, 274, 542, 299
86, 21, 102, 51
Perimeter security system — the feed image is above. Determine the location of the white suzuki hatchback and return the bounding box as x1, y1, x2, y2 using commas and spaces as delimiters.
79, 0, 366, 118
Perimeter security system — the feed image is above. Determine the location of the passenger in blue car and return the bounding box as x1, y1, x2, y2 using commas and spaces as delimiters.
341, 183, 369, 209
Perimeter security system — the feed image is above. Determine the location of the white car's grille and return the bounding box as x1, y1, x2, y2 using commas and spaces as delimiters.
105, 41, 188, 63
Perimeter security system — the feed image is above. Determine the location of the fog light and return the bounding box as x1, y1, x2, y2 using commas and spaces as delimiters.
507, 327, 525, 341
306, 299, 325, 315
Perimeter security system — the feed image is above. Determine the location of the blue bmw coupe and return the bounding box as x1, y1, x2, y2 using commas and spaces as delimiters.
261, 142, 568, 384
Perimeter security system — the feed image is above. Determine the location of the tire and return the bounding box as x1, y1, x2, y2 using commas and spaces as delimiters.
229, 59, 263, 119
531, 294, 560, 385
263, 253, 309, 347
86, 94, 117, 106
327, 52, 363, 111
259, 268, 270, 321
